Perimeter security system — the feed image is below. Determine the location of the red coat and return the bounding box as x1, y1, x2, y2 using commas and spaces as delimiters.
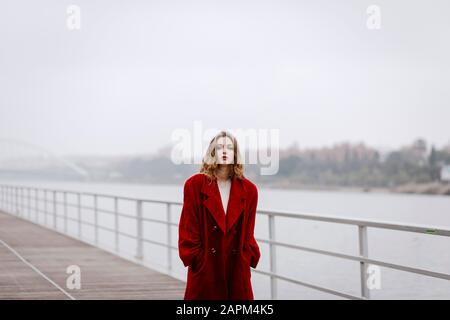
178, 173, 261, 300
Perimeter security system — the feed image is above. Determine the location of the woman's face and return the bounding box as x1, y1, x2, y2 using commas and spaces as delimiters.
215, 136, 235, 165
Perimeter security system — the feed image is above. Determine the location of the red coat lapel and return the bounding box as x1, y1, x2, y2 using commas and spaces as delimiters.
200, 175, 247, 234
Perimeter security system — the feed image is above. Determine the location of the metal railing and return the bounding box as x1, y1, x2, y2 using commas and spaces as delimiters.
0, 183, 449, 300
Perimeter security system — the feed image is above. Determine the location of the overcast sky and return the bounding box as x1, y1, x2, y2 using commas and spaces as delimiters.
1, 0, 449, 157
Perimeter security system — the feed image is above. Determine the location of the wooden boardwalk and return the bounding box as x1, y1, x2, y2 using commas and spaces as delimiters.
0, 210, 185, 300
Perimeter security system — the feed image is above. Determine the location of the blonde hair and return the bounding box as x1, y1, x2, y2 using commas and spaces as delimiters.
200, 130, 245, 182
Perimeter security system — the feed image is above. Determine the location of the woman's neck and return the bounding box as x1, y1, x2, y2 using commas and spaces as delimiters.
216, 165, 231, 181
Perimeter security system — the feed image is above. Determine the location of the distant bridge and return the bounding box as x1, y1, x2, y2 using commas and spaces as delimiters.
0, 138, 90, 179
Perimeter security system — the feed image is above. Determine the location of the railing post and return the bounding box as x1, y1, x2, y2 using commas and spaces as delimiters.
268, 214, 278, 300
1, 185, 3, 210
63, 192, 68, 233
0, 185, 3, 210
114, 197, 119, 252
19, 187, 23, 217
18, 187, 21, 216
8, 186, 10, 212
358, 225, 370, 299
136, 200, 143, 260
22, 187, 25, 217
21, 187, 25, 217
27, 188, 31, 219
94, 195, 98, 245
21, 187, 27, 218
18, 187, 20, 215
167, 203, 172, 273
53, 190, 57, 229
44, 190, 48, 225
11, 186, 13, 213
9, 186, 11, 213
11, 186, 14, 213
77, 193, 82, 238
35, 188, 38, 222
15, 186, 19, 216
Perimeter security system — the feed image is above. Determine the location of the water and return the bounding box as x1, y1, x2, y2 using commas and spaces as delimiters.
1, 178, 449, 299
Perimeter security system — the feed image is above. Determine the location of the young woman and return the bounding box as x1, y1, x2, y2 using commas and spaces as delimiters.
178, 130, 261, 300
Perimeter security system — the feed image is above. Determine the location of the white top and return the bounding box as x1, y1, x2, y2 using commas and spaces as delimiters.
217, 178, 231, 215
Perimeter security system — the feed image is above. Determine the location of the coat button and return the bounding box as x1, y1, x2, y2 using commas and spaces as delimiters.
212, 225, 218, 231
211, 247, 216, 254
231, 249, 238, 254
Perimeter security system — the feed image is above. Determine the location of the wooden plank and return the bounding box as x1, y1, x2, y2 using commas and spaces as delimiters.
0, 210, 185, 300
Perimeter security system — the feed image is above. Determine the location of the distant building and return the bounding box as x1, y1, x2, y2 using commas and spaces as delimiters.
441, 165, 450, 183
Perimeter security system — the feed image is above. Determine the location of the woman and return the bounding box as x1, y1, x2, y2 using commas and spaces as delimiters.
178, 130, 261, 300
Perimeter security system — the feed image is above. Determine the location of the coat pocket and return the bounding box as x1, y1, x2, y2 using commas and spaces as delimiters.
192, 248, 206, 273
242, 247, 252, 268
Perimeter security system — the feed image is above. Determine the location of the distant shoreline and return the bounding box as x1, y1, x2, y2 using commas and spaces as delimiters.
257, 181, 450, 196
2, 176, 449, 196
